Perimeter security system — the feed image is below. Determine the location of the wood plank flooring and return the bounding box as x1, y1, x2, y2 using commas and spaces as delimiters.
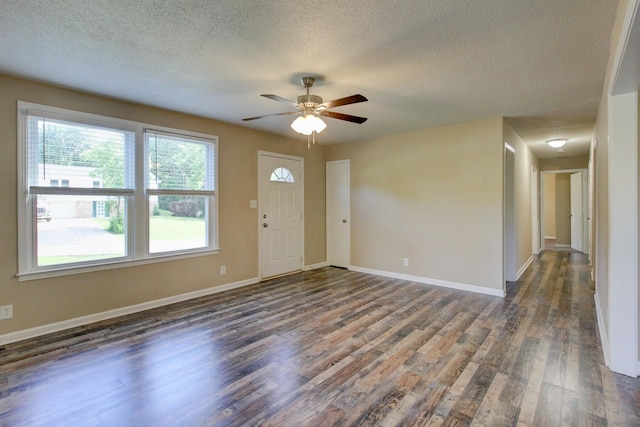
1, 251, 639, 426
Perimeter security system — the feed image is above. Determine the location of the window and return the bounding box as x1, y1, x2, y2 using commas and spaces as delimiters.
18, 102, 218, 279
270, 167, 294, 182
144, 130, 216, 254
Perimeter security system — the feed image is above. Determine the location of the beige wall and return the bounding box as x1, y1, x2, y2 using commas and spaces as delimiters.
325, 117, 504, 292
555, 174, 571, 245
503, 122, 539, 272
543, 174, 556, 238
539, 155, 589, 171
0, 74, 326, 336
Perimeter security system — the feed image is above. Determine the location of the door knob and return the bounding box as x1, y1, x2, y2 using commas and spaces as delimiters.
263, 223, 268, 228
342, 219, 347, 223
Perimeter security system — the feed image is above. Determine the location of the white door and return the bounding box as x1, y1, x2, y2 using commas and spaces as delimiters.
259, 153, 303, 278
570, 172, 583, 252
326, 160, 350, 268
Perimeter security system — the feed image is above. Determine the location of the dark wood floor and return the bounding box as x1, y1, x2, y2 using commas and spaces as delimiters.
1, 251, 638, 426
544, 238, 579, 253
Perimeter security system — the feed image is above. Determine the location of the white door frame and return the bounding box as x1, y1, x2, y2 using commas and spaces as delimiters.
606, 91, 638, 376
539, 168, 588, 252
504, 143, 517, 284
570, 172, 584, 252
258, 151, 304, 279
531, 165, 540, 254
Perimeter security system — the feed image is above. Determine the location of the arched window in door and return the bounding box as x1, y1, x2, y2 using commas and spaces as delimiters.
270, 167, 295, 183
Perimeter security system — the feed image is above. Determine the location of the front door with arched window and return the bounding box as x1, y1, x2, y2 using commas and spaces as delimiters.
258, 152, 303, 278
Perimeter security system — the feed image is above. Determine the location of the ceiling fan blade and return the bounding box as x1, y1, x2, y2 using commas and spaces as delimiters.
261, 94, 300, 109
319, 94, 368, 109
242, 111, 301, 121
319, 111, 368, 124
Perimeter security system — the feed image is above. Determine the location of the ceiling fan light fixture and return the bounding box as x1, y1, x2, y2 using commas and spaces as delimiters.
309, 115, 327, 133
291, 114, 326, 135
291, 116, 312, 135
546, 138, 568, 148
244, 76, 367, 148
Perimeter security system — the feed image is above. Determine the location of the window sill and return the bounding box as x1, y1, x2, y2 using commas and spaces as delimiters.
17, 248, 221, 282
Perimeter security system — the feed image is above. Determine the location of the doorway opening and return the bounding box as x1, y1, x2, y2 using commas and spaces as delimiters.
540, 169, 588, 253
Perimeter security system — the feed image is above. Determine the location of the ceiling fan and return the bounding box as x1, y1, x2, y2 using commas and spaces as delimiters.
242, 76, 368, 147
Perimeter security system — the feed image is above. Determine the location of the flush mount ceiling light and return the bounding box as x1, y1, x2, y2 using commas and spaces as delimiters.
243, 76, 368, 148
546, 138, 568, 148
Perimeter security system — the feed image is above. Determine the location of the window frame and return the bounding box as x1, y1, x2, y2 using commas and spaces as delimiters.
17, 101, 219, 281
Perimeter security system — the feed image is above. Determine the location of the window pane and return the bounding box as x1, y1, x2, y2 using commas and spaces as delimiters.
28, 116, 134, 189
149, 195, 207, 253
146, 132, 213, 191
270, 167, 294, 182
36, 195, 127, 266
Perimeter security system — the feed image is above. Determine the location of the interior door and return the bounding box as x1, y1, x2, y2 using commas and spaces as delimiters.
326, 160, 350, 268
570, 171, 583, 252
259, 153, 303, 278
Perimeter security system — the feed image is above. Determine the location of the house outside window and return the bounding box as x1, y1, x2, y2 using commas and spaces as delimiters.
17, 102, 218, 280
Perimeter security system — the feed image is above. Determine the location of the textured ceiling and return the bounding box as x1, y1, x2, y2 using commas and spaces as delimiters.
0, 1, 618, 159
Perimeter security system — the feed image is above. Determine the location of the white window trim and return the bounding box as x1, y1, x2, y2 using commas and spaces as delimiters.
17, 101, 219, 281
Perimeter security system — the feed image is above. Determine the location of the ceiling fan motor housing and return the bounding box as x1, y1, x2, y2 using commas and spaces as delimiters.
297, 94, 323, 108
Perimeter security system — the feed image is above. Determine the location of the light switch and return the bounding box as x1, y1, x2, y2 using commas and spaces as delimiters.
250, 200, 257, 208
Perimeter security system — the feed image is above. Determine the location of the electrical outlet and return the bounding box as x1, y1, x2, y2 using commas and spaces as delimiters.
403, 258, 409, 267
220, 265, 226, 275
0, 305, 13, 320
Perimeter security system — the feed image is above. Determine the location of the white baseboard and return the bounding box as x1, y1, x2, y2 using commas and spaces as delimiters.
594, 292, 610, 368
348, 265, 505, 297
544, 235, 556, 239
303, 261, 328, 271
0, 276, 260, 346
516, 256, 534, 281
554, 244, 571, 248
